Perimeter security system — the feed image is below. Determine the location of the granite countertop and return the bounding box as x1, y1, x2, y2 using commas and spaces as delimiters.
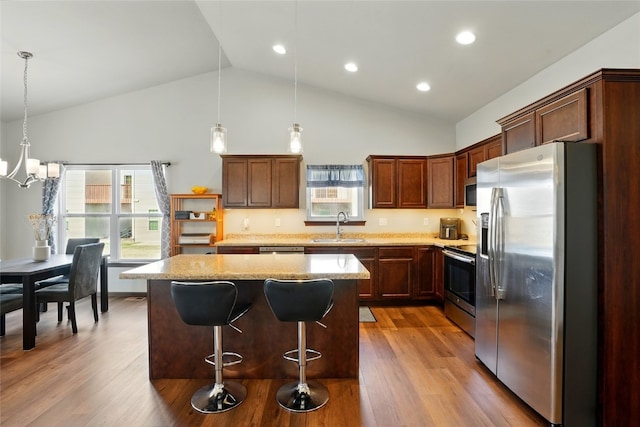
215, 233, 475, 248
119, 253, 370, 280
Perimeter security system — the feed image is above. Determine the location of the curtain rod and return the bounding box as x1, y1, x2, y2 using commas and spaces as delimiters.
61, 162, 171, 167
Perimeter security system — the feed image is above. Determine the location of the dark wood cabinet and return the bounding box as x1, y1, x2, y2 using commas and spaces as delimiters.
467, 134, 502, 177
378, 247, 413, 299
221, 155, 301, 208
486, 137, 503, 159
216, 246, 259, 254
367, 156, 427, 208
502, 111, 536, 154
427, 155, 454, 208
454, 153, 468, 208
414, 246, 435, 299
535, 88, 588, 145
433, 247, 444, 301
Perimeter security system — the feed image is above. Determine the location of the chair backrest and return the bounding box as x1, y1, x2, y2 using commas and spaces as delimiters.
170, 281, 238, 327
65, 238, 100, 254
68, 243, 104, 300
264, 279, 334, 322
0, 293, 23, 315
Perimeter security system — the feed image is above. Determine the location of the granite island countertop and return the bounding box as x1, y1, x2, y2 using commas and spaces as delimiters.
215, 233, 476, 248
119, 253, 370, 281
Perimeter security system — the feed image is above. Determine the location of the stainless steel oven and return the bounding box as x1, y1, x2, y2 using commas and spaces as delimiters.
443, 245, 476, 337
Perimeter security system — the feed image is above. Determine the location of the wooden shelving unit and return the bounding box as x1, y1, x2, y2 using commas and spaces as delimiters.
170, 193, 223, 256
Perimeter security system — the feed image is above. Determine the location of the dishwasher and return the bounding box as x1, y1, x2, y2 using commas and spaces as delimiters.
258, 246, 305, 254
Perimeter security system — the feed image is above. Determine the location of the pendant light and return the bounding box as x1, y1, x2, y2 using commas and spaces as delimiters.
1, 51, 59, 188
210, 2, 227, 154
288, 0, 303, 154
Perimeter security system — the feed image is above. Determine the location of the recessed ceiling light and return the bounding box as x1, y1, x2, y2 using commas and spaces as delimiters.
456, 31, 476, 45
417, 82, 431, 92
345, 62, 358, 72
273, 44, 287, 55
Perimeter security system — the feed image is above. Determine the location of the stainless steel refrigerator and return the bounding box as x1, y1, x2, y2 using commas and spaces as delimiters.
475, 142, 597, 426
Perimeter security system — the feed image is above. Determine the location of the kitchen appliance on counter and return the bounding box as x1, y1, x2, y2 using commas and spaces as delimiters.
443, 244, 476, 337
475, 142, 597, 426
439, 217, 460, 240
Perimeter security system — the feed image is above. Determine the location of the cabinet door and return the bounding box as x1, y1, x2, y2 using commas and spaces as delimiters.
272, 157, 300, 208
467, 146, 486, 178
378, 247, 413, 298
427, 156, 454, 208
536, 88, 588, 145
434, 248, 444, 301
503, 112, 535, 154
369, 158, 397, 208
486, 137, 503, 160
454, 153, 468, 208
414, 247, 435, 299
247, 158, 272, 207
348, 247, 377, 301
222, 159, 248, 207
397, 159, 427, 208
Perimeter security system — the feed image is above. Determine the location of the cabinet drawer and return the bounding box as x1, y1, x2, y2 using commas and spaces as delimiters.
379, 247, 414, 259
343, 247, 377, 259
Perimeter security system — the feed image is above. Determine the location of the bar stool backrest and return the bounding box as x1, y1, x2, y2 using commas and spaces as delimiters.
171, 281, 237, 326
264, 279, 334, 323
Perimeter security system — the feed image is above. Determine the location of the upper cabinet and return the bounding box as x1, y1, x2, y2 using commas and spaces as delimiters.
367, 156, 427, 208
427, 155, 454, 208
454, 153, 468, 208
499, 88, 589, 155
468, 134, 503, 177
221, 155, 302, 208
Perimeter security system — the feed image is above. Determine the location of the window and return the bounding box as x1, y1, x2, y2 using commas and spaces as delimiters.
306, 165, 365, 222
59, 165, 162, 261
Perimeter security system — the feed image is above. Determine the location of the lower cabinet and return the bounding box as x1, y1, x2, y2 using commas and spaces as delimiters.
378, 247, 413, 299
218, 244, 443, 304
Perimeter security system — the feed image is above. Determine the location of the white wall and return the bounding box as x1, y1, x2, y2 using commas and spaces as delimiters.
0, 67, 455, 260
456, 12, 640, 150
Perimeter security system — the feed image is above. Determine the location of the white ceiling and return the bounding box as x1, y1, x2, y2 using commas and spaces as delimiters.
2, 1, 639, 124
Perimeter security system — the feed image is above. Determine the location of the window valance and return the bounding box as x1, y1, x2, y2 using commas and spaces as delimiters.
306, 165, 365, 188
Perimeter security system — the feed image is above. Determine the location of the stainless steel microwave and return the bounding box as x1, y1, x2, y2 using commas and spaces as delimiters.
465, 178, 477, 207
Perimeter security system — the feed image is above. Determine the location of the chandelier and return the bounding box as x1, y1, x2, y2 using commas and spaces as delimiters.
210, 2, 227, 154
0, 51, 59, 188
288, 0, 303, 154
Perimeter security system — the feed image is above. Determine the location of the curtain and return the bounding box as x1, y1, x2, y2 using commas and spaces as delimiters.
42, 177, 62, 253
151, 160, 171, 259
306, 165, 365, 188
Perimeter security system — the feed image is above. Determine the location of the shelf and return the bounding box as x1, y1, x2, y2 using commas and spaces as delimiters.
170, 193, 223, 256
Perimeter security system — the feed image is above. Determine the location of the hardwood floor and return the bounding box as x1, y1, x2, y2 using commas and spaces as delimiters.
0, 297, 547, 426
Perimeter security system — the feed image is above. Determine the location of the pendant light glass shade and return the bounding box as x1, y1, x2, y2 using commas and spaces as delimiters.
210, 123, 227, 154
288, 123, 303, 154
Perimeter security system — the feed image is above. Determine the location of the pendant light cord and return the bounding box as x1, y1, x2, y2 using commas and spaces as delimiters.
22, 54, 29, 143
217, 1, 222, 125
293, 0, 298, 123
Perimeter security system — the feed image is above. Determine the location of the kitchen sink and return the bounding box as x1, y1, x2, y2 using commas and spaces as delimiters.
311, 238, 366, 243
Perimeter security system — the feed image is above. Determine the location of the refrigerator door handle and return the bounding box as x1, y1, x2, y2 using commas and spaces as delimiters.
488, 187, 500, 298
495, 189, 506, 300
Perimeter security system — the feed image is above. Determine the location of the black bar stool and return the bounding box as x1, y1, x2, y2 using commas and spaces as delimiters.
264, 278, 334, 412
171, 280, 251, 413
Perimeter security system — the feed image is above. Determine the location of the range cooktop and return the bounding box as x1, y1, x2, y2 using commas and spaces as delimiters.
443, 244, 477, 256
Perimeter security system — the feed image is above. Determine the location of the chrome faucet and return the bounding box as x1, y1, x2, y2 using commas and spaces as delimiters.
336, 211, 349, 240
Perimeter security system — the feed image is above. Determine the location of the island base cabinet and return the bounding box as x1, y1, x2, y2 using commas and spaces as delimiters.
147, 279, 359, 380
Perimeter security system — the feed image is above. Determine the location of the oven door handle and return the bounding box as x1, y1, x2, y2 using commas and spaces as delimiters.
443, 250, 475, 265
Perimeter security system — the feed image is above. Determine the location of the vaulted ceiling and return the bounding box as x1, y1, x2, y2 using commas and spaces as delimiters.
2, 1, 639, 123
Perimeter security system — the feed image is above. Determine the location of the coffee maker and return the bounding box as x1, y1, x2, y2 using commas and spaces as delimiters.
439, 217, 460, 240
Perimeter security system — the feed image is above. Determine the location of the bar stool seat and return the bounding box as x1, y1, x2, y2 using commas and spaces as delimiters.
170, 280, 251, 414
264, 278, 334, 412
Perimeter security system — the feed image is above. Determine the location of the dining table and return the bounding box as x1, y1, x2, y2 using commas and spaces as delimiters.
0, 254, 109, 350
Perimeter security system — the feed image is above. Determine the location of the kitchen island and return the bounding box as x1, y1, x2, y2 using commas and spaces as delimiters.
120, 253, 369, 380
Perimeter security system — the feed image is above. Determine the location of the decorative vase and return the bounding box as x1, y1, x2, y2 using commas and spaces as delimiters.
32, 240, 51, 262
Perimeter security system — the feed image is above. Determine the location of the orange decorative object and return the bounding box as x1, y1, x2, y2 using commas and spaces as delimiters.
191, 186, 208, 194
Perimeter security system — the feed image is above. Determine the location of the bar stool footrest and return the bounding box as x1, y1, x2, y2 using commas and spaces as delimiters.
204, 351, 243, 368
283, 348, 322, 363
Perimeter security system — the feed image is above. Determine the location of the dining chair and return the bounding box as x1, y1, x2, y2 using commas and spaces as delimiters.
0, 292, 23, 336
35, 242, 104, 334
36, 238, 100, 288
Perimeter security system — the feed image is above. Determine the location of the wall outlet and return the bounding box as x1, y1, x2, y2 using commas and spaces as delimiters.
242, 217, 249, 231
275, 218, 281, 227
423, 218, 429, 226
379, 218, 387, 226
